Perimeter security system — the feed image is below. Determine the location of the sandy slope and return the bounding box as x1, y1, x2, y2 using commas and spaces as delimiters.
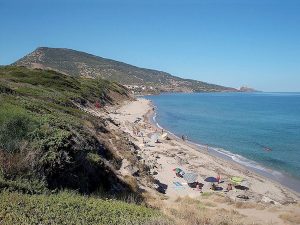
108, 98, 300, 224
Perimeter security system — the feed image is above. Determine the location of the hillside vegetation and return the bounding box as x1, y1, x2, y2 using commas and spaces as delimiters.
0, 191, 163, 225
13, 47, 237, 94
0, 66, 132, 193
0, 66, 169, 224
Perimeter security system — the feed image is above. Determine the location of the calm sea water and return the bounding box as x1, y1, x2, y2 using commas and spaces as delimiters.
145, 92, 300, 181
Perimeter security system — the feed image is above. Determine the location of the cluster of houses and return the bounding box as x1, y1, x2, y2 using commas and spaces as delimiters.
124, 85, 156, 95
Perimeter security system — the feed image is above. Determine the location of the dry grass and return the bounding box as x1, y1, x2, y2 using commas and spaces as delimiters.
201, 191, 215, 198
208, 193, 267, 210
166, 203, 245, 225
142, 191, 281, 225
234, 202, 257, 209
144, 193, 287, 225
267, 206, 281, 212
210, 194, 232, 204
279, 212, 300, 224
203, 201, 218, 207
123, 175, 138, 192
0, 150, 31, 177
142, 192, 165, 209
157, 196, 249, 225
255, 204, 267, 210
175, 196, 201, 204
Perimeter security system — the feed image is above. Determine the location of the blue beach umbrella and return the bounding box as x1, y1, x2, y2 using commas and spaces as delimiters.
204, 177, 218, 183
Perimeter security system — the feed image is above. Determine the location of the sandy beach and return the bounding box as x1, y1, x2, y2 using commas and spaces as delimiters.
105, 98, 300, 224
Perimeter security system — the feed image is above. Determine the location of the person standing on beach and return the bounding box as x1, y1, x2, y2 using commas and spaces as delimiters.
226, 183, 233, 192
196, 182, 203, 193
216, 174, 221, 184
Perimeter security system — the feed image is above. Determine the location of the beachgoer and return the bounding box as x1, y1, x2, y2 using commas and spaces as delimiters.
216, 174, 221, 184
174, 168, 184, 177
196, 182, 203, 193
226, 183, 233, 192
179, 170, 185, 177
211, 183, 217, 191
182, 135, 185, 141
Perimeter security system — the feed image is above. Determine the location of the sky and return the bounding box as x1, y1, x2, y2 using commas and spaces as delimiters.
0, 0, 300, 92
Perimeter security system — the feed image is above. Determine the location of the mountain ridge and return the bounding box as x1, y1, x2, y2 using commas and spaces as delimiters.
13, 47, 237, 94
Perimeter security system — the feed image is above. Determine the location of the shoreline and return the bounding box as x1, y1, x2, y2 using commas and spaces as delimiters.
109, 97, 299, 206
83, 97, 300, 224
149, 104, 300, 195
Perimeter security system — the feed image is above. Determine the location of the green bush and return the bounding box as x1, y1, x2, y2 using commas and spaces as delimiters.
0, 103, 36, 153
0, 177, 47, 194
0, 191, 163, 225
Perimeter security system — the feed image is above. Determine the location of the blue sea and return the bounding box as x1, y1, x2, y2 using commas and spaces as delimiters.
145, 92, 300, 191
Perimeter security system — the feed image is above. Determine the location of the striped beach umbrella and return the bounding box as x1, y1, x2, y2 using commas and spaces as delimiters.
183, 173, 198, 183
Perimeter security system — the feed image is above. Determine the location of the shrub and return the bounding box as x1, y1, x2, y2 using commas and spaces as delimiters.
0, 191, 164, 225
0, 103, 35, 153
0, 151, 28, 178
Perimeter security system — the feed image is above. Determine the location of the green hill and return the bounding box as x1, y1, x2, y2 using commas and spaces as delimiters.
0, 66, 171, 224
0, 66, 148, 195
13, 47, 237, 93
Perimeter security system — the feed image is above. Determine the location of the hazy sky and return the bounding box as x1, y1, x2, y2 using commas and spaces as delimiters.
1, 0, 299, 91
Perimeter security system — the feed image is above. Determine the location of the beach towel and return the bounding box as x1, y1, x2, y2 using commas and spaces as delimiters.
172, 181, 185, 190
230, 177, 244, 185
173, 181, 183, 186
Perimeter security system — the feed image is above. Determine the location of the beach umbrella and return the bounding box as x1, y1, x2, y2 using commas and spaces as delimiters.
230, 176, 244, 185
150, 133, 159, 143
204, 177, 218, 183
161, 133, 168, 139
173, 168, 182, 173
183, 173, 198, 184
